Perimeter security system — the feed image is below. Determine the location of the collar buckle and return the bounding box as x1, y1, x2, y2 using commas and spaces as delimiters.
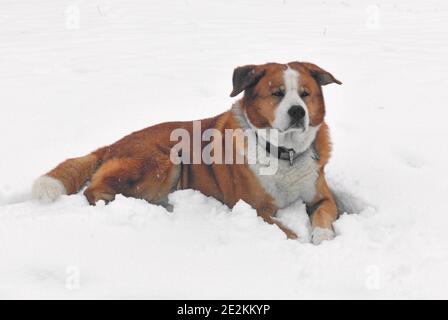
288, 149, 295, 166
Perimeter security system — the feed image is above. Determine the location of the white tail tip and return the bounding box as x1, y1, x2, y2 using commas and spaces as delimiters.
32, 176, 66, 203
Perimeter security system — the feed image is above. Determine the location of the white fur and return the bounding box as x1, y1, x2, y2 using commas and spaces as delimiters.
276, 125, 320, 155
32, 175, 66, 203
232, 103, 319, 208
311, 227, 335, 245
272, 67, 309, 132
253, 145, 319, 208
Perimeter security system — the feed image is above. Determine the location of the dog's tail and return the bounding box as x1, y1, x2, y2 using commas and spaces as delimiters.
32, 148, 106, 202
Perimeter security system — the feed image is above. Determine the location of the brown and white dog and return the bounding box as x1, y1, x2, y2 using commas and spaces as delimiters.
32, 61, 341, 244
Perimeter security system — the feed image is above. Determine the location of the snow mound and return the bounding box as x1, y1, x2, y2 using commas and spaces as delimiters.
0, 188, 444, 299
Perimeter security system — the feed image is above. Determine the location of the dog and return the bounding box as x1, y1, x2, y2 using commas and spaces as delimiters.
32, 61, 341, 244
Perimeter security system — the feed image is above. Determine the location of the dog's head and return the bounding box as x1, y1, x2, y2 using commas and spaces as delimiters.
230, 62, 341, 133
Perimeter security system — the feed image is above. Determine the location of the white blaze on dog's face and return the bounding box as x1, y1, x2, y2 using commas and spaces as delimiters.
272, 67, 309, 133
231, 62, 341, 149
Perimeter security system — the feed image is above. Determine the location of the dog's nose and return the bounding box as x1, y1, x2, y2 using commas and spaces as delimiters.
288, 105, 306, 121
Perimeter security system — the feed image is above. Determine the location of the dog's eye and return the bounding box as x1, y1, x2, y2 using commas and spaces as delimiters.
300, 91, 310, 98
272, 90, 285, 98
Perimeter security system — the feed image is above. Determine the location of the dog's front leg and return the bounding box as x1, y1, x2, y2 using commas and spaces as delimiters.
306, 172, 338, 245
257, 206, 298, 240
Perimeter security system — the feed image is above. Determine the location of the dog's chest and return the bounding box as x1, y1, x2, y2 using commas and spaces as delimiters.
249, 148, 319, 208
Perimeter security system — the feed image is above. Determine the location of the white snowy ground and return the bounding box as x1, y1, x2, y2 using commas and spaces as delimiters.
1, 0, 448, 299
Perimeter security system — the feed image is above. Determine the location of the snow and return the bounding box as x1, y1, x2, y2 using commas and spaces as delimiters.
1, 0, 448, 299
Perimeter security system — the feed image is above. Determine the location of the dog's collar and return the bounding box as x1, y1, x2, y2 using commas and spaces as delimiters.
256, 133, 319, 166
230, 103, 320, 165
266, 139, 299, 165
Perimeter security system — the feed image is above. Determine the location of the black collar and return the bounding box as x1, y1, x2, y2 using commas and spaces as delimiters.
257, 134, 319, 166
265, 139, 297, 165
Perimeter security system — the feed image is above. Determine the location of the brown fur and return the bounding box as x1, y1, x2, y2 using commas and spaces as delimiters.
47, 153, 103, 195
42, 61, 341, 240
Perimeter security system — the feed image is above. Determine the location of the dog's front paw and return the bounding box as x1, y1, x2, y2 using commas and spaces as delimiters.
311, 227, 335, 245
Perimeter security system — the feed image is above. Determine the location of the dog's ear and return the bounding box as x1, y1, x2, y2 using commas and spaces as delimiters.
301, 62, 342, 86
230, 65, 266, 97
